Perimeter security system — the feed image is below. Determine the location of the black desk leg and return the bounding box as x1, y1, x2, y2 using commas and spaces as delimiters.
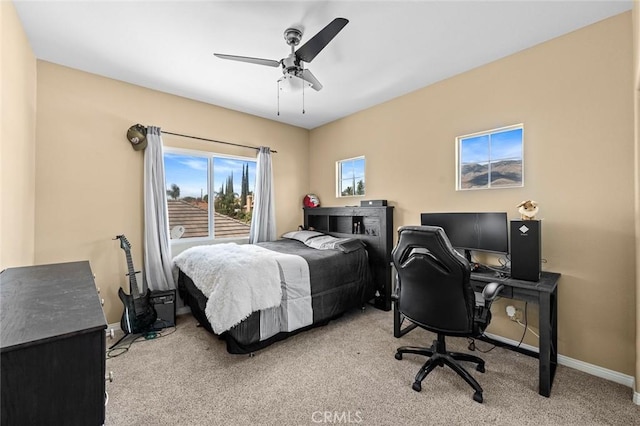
551, 288, 558, 388
538, 290, 557, 397
393, 301, 418, 338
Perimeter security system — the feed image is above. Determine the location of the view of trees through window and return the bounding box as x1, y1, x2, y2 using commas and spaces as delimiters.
164, 151, 256, 239
338, 157, 365, 197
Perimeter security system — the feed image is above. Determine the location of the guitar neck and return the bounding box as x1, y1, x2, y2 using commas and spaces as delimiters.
124, 250, 141, 298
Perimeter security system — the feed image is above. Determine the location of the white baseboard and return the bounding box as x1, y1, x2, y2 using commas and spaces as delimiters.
484, 332, 636, 397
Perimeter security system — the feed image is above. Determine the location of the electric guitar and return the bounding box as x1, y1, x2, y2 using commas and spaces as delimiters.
115, 235, 157, 334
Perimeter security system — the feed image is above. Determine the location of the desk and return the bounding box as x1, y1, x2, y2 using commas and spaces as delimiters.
393, 270, 561, 397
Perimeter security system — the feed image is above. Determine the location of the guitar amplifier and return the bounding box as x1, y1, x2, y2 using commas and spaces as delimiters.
150, 289, 176, 329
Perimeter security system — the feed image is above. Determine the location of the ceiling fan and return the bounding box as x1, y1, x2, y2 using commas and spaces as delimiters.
214, 18, 349, 92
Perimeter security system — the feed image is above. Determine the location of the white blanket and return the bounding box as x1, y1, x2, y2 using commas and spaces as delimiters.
173, 243, 282, 333
173, 243, 312, 336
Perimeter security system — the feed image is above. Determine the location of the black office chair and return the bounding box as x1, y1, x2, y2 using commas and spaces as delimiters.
391, 225, 503, 403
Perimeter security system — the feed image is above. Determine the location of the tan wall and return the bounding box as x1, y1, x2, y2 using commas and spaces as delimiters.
35, 62, 309, 323
310, 13, 635, 374
632, 0, 640, 397
0, 0, 37, 269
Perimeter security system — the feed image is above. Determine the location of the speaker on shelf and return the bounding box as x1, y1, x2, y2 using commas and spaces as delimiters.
360, 200, 387, 207
510, 220, 541, 282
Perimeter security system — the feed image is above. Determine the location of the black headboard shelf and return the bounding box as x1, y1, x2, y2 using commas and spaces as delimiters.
304, 206, 394, 311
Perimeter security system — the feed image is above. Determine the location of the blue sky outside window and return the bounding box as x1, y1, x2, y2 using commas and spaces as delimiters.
164, 153, 256, 198
458, 125, 523, 190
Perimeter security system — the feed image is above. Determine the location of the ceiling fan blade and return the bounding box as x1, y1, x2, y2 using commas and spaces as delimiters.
214, 53, 280, 68
295, 17, 348, 63
299, 69, 323, 91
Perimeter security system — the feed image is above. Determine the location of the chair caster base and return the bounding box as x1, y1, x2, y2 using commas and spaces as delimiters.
473, 391, 483, 403
412, 381, 422, 392
395, 352, 402, 360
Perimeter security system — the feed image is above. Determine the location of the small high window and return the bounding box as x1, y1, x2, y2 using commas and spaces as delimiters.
456, 124, 523, 190
337, 156, 365, 197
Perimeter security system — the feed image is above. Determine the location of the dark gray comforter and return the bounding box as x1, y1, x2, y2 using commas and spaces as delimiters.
177, 238, 374, 353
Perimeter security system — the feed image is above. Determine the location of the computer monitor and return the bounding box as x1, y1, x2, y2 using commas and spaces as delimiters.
420, 212, 509, 260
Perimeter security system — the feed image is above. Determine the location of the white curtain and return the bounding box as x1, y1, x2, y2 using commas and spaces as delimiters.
249, 146, 276, 243
143, 126, 174, 291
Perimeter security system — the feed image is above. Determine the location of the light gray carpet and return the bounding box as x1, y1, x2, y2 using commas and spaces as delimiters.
105, 308, 638, 425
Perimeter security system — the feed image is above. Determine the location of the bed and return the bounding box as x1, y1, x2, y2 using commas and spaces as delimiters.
175, 231, 376, 354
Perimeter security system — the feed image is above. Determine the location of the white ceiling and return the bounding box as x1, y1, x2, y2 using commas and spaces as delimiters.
14, 1, 632, 130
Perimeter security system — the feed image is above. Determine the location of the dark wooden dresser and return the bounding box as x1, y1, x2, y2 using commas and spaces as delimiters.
1, 261, 107, 425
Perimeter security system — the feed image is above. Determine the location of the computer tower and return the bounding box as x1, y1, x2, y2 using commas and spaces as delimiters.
510, 220, 541, 282
149, 289, 176, 329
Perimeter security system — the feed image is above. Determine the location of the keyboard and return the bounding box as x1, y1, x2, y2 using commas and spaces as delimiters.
471, 264, 511, 279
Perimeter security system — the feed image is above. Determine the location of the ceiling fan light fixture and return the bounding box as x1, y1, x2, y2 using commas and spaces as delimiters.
277, 74, 311, 93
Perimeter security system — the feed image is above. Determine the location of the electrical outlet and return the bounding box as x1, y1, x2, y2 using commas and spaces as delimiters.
513, 308, 522, 322
506, 305, 523, 322
508, 306, 525, 322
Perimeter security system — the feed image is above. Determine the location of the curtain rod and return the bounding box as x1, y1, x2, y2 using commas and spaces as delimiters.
157, 129, 277, 154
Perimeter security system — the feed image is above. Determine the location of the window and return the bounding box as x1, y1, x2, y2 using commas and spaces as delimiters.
456, 124, 523, 190
337, 156, 365, 197
164, 148, 256, 240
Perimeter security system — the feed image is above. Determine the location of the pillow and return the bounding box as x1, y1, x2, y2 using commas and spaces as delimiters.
303, 235, 364, 253
281, 230, 324, 243
303, 235, 341, 250
335, 238, 365, 253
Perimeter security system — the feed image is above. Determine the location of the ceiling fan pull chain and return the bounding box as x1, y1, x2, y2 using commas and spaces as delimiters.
302, 69, 306, 114
277, 80, 280, 116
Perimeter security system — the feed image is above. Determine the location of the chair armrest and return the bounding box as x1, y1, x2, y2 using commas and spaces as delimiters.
482, 282, 504, 301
